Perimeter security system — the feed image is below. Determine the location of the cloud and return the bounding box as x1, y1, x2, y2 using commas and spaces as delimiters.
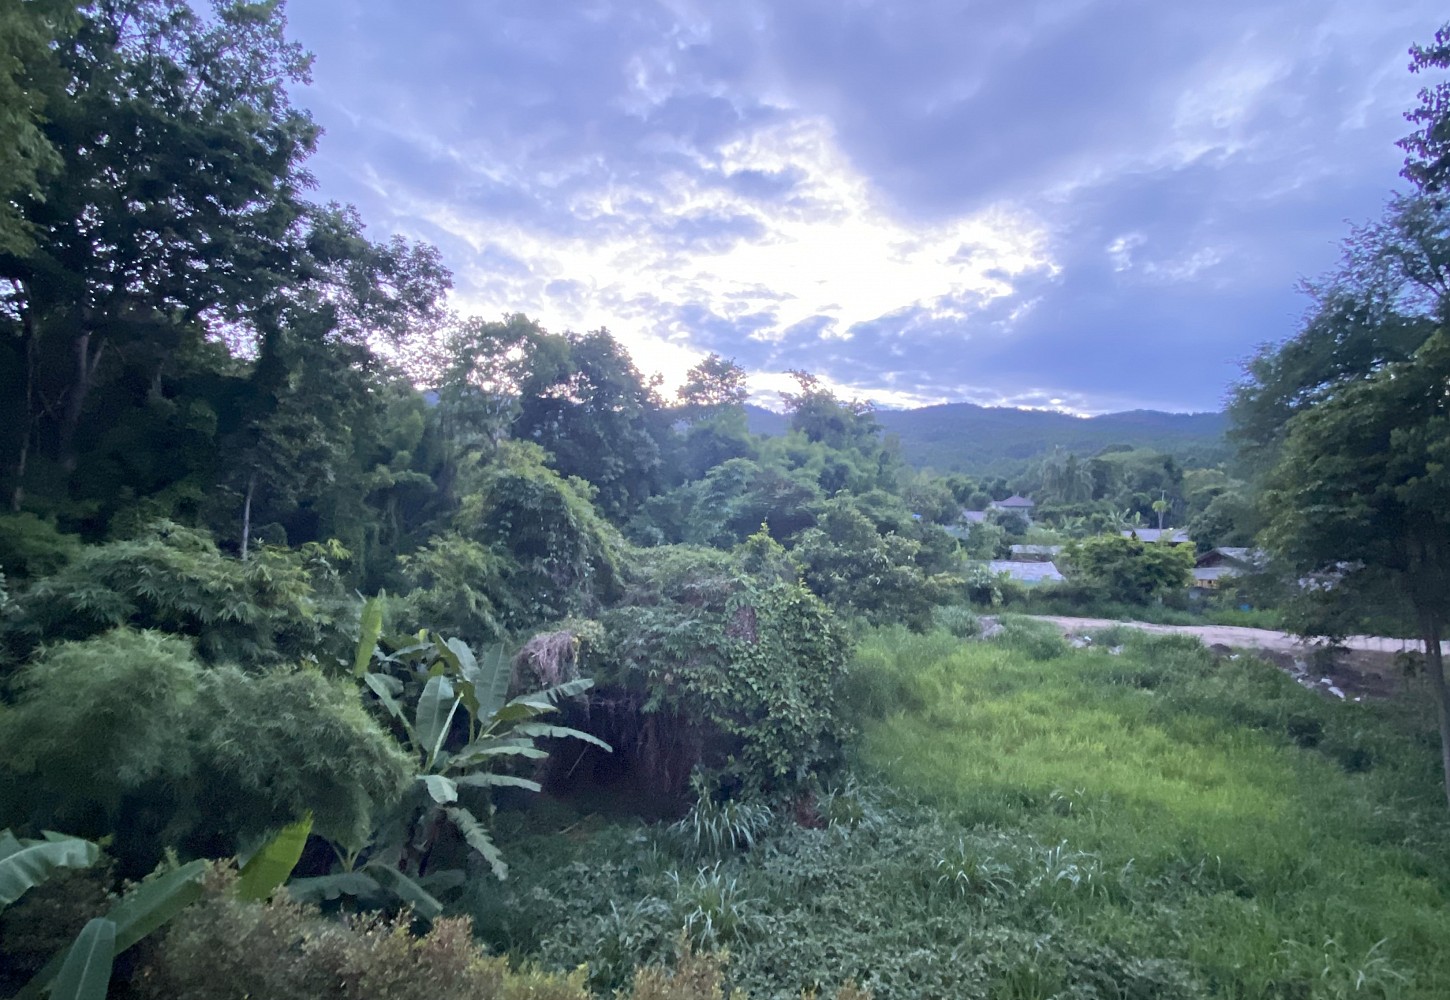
284, 0, 1446, 412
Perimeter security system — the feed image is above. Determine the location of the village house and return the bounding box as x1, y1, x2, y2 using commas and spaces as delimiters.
991, 495, 1035, 517
1191, 546, 1265, 590
959, 494, 1036, 529
988, 559, 1065, 584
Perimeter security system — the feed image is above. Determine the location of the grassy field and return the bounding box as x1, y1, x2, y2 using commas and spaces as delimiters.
471, 621, 1450, 999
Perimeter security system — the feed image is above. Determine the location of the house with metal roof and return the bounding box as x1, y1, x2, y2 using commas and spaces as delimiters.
988, 560, 1065, 584
1191, 546, 1266, 590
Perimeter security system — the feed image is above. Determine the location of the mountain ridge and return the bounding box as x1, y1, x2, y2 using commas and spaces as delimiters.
745, 401, 1229, 473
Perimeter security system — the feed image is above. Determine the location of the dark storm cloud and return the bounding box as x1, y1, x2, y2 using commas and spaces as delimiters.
284, 0, 1446, 411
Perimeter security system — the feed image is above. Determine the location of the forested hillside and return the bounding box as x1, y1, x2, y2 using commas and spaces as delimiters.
748, 403, 1229, 473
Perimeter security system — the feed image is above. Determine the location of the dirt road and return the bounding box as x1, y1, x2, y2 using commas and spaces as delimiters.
1029, 616, 1424, 656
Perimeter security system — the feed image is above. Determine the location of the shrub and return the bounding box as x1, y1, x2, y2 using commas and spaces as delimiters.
627, 935, 736, 1000
142, 869, 808, 1000
138, 868, 592, 1000
669, 863, 761, 950
1059, 534, 1194, 605
456, 441, 623, 626
396, 531, 511, 645
791, 497, 960, 631
1, 521, 331, 668
0, 513, 80, 581
931, 604, 980, 638
672, 777, 774, 858
579, 547, 852, 799
0, 629, 410, 873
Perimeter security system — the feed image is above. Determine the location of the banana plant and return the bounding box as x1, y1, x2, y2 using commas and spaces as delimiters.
16, 861, 207, 1000
0, 831, 100, 912
293, 605, 610, 915
6, 821, 308, 1000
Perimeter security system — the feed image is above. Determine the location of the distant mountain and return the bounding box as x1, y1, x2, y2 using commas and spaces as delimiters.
745, 402, 1229, 473
744, 405, 789, 437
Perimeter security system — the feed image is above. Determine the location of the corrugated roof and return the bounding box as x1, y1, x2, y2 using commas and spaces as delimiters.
1196, 546, 1268, 569
988, 560, 1065, 583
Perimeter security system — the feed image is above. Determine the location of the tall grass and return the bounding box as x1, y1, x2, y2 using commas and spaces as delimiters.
850, 625, 1450, 996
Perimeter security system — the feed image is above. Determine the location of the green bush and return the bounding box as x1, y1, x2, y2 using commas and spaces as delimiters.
0, 629, 410, 872
931, 604, 980, 638
791, 497, 960, 631
1, 521, 332, 668
456, 441, 623, 627
0, 513, 80, 581
397, 531, 511, 644
1059, 535, 1194, 606
589, 563, 851, 797
142, 867, 824, 1000
139, 867, 593, 1000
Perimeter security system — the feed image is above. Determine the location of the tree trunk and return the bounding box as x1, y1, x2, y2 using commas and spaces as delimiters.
1421, 615, 1450, 808
240, 472, 256, 561
58, 331, 105, 473
10, 304, 38, 511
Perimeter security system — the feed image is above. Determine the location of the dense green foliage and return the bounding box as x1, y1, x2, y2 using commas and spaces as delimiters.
1, 522, 336, 668
1230, 35, 1450, 798
584, 544, 852, 799
0, 628, 411, 873
1060, 535, 1195, 605
3, 4, 1450, 997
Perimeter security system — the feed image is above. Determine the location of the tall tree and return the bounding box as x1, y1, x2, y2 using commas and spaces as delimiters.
1262, 330, 1450, 803
1401, 21, 1450, 195
679, 353, 749, 411
779, 370, 880, 453
0, 0, 70, 256
511, 328, 667, 520
1229, 200, 1446, 469
673, 354, 754, 482
1, 0, 318, 504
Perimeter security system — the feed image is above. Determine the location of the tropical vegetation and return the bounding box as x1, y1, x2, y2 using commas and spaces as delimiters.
2, 3, 1450, 998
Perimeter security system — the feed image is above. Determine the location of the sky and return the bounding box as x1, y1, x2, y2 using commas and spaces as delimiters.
284, 0, 1444, 414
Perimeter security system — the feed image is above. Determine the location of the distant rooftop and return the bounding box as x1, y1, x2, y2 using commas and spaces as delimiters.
1196, 546, 1268, 569
988, 560, 1064, 583
992, 495, 1035, 509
